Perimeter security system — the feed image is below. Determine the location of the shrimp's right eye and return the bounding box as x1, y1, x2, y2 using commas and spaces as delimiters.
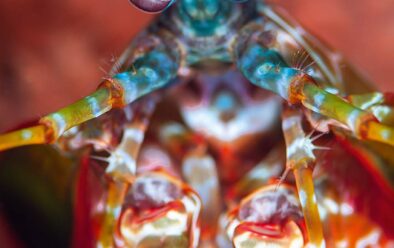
129, 0, 175, 13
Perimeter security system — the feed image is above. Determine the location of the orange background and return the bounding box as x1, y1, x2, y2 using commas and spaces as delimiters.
0, 0, 393, 132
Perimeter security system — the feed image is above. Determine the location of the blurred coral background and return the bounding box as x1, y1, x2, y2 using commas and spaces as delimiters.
0, 0, 393, 132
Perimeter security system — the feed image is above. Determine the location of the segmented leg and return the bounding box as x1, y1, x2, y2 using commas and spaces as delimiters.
94, 96, 158, 247
281, 107, 325, 247
234, 27, 394, 147
98, 180, 129, 248
0, 34, 180, 152
104, 97, 158, 182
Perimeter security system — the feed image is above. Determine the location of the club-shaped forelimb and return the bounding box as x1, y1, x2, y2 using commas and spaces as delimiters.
234, 27, 394, 147
282, 107, 325, 247
0, 34, 180, 152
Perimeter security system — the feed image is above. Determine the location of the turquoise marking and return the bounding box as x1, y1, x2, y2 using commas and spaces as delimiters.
215, 91, 237, 111
177, 0, 233, 36
237, 44, 301, 100
113, 50, 179, 104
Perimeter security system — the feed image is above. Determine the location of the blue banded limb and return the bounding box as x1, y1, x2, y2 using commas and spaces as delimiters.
0, 36, 180, 152
234, 29, 394, 147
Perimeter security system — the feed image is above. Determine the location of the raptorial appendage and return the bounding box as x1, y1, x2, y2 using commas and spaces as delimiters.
0, 33, 181, 151
234, 21, 394, 147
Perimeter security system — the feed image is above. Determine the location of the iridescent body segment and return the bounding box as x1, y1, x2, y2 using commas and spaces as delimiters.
0, 1, 394, 248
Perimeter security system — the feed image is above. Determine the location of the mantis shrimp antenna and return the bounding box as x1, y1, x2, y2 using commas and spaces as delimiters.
0, 34, 181, 152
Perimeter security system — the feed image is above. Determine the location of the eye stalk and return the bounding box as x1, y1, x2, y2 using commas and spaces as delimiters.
129, 0, 176, 13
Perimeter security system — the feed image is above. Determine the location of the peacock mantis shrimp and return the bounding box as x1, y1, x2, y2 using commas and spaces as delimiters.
0, 0, 394, 247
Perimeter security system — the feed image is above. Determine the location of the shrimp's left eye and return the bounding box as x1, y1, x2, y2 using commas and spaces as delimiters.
129, 0, 175, 13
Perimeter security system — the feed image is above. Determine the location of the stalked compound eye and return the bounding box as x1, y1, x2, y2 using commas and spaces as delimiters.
129, 0, 175, 13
